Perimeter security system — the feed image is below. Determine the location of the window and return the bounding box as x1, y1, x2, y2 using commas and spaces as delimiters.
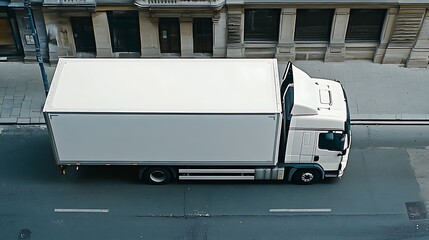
318, 132, 345, 151
295, 9, 334, 41
71, 17, 96, 53
107, 11, 140, 53
193, 18, 213, 54
346, 9, 386, 42
0, 10, 22, 56
244, 9, 280, 41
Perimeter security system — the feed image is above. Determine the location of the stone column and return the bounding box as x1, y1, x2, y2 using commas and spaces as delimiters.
180, 17, 193, 57
407, 9, 429, 68
139, 12, 160, 57
325, 8, 349, 62
213, 10, 227, 57
226, 7, 244, 58
17, 8, 49, 62
275, 8, 296, 63
92, 12, 112, 57
374, 8, 397, 63
43, 13, 60, 63
44, 13, 76, 63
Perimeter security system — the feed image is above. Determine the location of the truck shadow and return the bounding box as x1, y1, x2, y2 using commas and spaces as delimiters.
62, 165, 140, 184
0, 126, 139, 184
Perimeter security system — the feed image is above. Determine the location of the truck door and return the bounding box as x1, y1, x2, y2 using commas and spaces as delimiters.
300, 131, 316, 163
314, 131, 346, 171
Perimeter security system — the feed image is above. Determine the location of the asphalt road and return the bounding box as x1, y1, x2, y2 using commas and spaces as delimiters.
1, 125, 429, 240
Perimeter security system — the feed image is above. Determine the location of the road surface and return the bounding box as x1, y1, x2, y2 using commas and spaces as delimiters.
0, 125, 428, 240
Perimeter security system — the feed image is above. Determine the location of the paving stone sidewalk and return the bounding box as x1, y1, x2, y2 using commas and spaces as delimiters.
1, 60, 429, 124
0, 62, 55, 124
292, 60, 429, 121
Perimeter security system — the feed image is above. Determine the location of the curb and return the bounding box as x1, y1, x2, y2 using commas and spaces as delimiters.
2, 118, 429, 126
0, 118, 45, 125
351, 120, 429, 125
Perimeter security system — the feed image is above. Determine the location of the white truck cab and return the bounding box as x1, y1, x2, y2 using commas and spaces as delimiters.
280, 62, 351, 183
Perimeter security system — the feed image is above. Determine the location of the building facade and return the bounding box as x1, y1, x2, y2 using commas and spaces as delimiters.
1, 0, 428, 67
1, 0, 48, 61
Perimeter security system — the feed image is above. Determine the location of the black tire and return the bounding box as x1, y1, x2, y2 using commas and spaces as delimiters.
292, 169, 321, 185
141, 167, 172, 185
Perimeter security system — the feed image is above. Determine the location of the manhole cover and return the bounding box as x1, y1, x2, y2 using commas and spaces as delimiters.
18, 229, 31, 239
405, 202, 427, 220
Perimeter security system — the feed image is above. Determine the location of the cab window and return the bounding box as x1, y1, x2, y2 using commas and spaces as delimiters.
318, 132, 345, 151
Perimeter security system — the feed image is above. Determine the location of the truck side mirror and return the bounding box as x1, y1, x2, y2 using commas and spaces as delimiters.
337, 149, 347, 156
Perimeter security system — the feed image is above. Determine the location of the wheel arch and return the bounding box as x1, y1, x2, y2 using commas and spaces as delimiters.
138, 166, 178, 180
286, 164, 325, 182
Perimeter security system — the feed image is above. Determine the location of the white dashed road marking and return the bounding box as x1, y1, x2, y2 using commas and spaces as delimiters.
54, 209, 109, 213
269, 208, 331, 213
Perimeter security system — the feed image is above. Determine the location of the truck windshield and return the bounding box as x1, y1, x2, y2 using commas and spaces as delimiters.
284, 86, 294, 119
343, 85, 351, 144
278, 85, 294, 162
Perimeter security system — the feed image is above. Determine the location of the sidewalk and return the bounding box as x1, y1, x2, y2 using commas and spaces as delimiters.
0, 60, 429, 124
293, 60, 429, 121
0, 63, 54, 124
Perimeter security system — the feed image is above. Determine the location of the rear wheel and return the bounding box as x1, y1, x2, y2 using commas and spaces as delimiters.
140, 167, 172, 185
292, 169, 321, 185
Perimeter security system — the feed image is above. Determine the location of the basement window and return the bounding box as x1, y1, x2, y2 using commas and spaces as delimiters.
346, 9, 386, 42
244, 9, 281, 41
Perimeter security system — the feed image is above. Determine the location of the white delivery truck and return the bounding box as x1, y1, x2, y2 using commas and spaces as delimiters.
43, 58, 351, 184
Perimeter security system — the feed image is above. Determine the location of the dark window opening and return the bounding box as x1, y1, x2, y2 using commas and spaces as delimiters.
295, 9, 334, 41
193, 18, 213, 54
71, 17, 96, 53
319, 132, 345, 151
0, 10, 22, 56
107, 11, 140, 53
346, 9, 386, 42
244, 9, 280, 41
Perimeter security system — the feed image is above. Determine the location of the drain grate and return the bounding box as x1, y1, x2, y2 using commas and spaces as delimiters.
18, 229, 31, 239
405, 202, 427, 220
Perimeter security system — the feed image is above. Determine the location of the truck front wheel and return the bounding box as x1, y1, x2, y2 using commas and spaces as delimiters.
141, 167, 172, 185
292, 169, 321, 185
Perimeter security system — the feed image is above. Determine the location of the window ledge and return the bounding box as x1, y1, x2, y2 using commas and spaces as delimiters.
295, 41, 329, 44
345, 42, 379, 47
244, 42, 278, 48
294, 42, 329, 48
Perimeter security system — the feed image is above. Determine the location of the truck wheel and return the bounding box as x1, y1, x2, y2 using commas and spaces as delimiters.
142, 167, 172, 185
292, 169, 321, 185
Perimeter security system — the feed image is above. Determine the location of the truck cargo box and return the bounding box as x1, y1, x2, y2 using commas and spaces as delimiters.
43, 59, 282, 166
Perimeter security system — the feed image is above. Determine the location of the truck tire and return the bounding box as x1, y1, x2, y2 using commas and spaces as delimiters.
292, 169, 321, 185
141, 167, 172, 185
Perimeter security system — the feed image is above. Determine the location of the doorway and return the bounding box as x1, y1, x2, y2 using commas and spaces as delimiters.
0, 10, 23, 57
193, 18, 212, 54
107, 11, 141, 53
71, 17, 96, 53
159, 18, 181, 54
